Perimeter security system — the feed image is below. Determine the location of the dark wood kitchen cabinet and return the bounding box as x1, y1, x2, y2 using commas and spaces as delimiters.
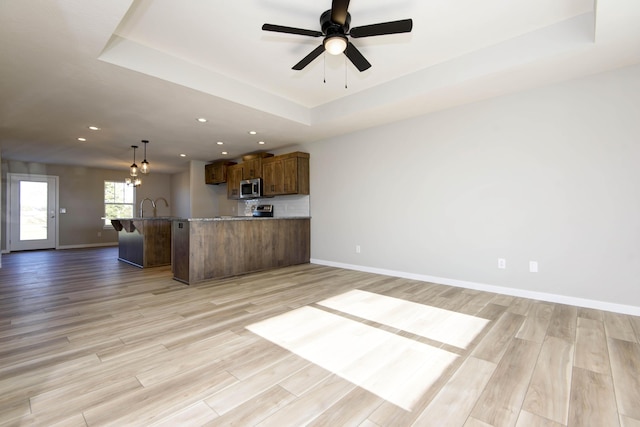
241, 152, 273, 180
205, 160, 236, 185
226, 163, 243, 199
262, 152, 309, 196
172, 217, 310, 284
111, 218, 172, 268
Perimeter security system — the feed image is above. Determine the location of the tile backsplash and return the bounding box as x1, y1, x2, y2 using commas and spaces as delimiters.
238, 195, 310, 217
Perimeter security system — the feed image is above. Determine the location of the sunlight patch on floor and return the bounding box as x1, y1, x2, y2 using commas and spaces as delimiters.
247, 306, 458, 411
318, 289, 490, 349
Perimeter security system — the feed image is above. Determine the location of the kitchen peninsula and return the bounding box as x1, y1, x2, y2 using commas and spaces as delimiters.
110, 217, 172, 268
172, 216, 310, 284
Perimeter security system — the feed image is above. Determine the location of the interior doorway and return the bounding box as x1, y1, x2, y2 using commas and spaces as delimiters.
8, 173, 58, 251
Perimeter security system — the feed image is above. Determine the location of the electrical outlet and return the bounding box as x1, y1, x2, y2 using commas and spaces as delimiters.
498, 258, 506, 269
355, 245, 361, 254
529, 261, 538, 273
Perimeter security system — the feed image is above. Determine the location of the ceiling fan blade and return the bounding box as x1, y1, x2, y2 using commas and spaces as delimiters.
350, 19, 413, 38
331, 0, 350, 26
262, 23, 323, 37
344, 42, 371, 72
292, 45, 325, 70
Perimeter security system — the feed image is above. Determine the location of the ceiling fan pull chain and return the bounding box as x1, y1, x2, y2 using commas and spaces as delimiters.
345, 56, 348, 89
324, 53, 327, 83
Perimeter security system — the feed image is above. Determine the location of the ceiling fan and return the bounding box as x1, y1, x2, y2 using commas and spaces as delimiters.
262, 0, 413, 72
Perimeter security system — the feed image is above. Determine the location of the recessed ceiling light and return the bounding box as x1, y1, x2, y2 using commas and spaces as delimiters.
216, 141, 224, 145
257, 141, 265, 145
180, 153, 187, 157
88, 126, 100, 131
77, 137, 87, 142
196, 118, 207, 123
248, 131, 257, 135
221, 151, 228, 155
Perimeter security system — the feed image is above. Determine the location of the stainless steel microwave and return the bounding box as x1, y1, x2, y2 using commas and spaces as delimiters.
239, 178, 262, 199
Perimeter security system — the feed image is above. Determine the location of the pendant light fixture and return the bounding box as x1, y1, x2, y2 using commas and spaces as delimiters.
140, 140, 150, 174
129, 145, 138, 177
125, 177, 142, 187
126, 145, 142, 187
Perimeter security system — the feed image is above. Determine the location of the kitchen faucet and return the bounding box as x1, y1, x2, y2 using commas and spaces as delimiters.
139, 198, 155, 218
153, 197, 169, 217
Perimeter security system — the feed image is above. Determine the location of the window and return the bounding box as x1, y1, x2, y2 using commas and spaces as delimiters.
104, 181, 134, 226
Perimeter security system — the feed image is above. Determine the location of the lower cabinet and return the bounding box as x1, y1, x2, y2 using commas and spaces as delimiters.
112, 218, 172, 268
172, 218, 310, 284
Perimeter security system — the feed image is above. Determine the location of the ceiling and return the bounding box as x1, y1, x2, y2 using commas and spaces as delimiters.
1, 0, 639, 174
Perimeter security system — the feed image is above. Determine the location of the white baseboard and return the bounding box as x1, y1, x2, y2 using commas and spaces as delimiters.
57, 243, 118, 250
310, 259, 640, 316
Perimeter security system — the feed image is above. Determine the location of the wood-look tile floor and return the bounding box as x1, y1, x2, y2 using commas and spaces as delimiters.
1, 247, 639, 426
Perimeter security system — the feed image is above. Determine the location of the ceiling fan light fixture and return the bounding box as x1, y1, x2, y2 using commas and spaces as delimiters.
263, 5, 412, 72
324, 35, 347, 55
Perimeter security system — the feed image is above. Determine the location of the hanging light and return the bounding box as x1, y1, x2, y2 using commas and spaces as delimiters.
140, 140, 150, 174
126, 145, 142, 187
125, 177, 142, 187
129, 145, 138, 177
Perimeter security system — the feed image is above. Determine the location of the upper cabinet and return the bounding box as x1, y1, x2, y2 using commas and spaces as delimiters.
218, 151, 309, 199
205, 160, 236, 185
226, 164, 244, 199
262, 152, 309, 196
241, 152, 273, 180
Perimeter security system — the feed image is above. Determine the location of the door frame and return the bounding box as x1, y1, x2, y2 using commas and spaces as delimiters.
7, 173, 59, 252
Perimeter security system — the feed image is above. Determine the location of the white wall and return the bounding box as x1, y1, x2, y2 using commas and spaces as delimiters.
171, 161, 236, 218
189, 160, 236, 218
171, 170, 191, 218
304, 63, 640, 312
0, 151, 2, 264
0, 161, 173, 249
133, 173, 172, 217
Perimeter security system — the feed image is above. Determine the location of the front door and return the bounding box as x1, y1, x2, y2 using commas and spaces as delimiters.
9, 173, 58, 251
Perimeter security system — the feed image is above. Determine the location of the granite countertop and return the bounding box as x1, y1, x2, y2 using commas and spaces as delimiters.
112, 216, 310, 222
111, 217, 179, 221
184, 216, 311, 222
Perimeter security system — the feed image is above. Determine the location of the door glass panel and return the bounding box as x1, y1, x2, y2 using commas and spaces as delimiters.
19, 181, 48, 240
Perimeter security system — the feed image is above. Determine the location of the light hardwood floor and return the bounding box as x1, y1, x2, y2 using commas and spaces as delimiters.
1, 247, 639, 426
